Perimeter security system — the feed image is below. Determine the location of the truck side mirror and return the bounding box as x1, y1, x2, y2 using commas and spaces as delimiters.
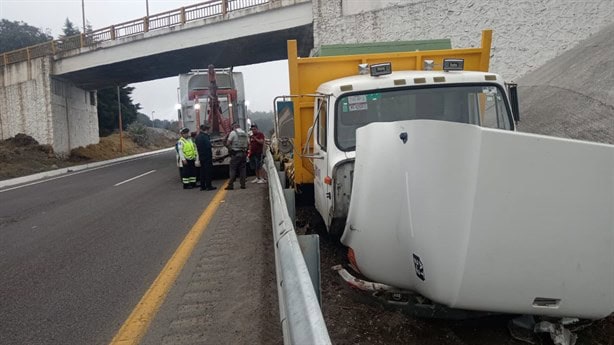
507, 83, 520, 123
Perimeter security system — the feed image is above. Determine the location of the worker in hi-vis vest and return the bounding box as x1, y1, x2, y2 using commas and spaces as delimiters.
178, 127, 199, 189
225, 122, 249, 190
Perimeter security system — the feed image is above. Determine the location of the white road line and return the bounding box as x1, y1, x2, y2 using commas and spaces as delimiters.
114, 170, 156, 186
0, 161, 130, 194
0, 148, 172, 193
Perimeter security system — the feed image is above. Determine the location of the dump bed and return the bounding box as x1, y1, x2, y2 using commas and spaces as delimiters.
288, 30, 493, 184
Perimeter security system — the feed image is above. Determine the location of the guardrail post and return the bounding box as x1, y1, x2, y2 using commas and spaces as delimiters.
80, 33, 85, 48
110, 26, 116, 40
222, 0, 228, 15
180, 7, 186, 24
51, 41, 56, 54
143, 17, 149, 32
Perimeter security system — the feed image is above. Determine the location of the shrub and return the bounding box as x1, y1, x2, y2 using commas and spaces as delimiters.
127, 122, 150, 147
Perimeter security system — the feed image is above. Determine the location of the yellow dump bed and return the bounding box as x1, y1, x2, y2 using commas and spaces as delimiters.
287, 30, 493, 184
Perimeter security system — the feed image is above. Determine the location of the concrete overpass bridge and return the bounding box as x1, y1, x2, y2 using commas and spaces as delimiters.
1, 0, 612, 154
0, 0, 312, 153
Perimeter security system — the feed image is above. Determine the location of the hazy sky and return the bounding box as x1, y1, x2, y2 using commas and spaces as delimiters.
0, 0, 290, 120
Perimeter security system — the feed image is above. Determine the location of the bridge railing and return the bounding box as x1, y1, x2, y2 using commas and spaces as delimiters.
0, 0, 270, 67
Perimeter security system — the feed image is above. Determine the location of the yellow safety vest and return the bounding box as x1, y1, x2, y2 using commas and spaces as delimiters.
180, 137, 196, 159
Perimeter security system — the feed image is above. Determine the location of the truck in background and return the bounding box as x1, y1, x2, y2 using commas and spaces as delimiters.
177, 66, 247, 168
273, 29, 614, 320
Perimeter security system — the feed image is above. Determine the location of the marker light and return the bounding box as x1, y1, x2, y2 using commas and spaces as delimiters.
358, 63, 369, 75
370, 63, 392, 77
423, 60, 434, 71
443, 58, 464, 72
324, 176, 332, 185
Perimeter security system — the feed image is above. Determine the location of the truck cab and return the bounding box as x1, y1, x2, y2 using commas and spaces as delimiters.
309, 64, 517, 237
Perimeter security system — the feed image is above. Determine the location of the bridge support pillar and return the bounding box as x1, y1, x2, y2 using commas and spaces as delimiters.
0, 56, 99, 155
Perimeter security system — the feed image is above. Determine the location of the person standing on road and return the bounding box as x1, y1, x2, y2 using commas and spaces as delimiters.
225, 122, 248, 190
190, 131, 201, 186
195, 124, 217, 191
178, 127, 198, 189
248, 123, 267, 184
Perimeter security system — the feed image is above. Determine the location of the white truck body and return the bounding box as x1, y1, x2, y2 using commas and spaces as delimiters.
177, 69, 247, 167
341, 120, 614, 319
311, 70, 514, 236
178, 69, 247, 132
307, 67, 614, 318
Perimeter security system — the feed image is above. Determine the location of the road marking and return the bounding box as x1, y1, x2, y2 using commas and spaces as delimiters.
109, 182, 228, 345
114, 170, 156, 186
0, 161, 128, 193
0, 150, 170, 193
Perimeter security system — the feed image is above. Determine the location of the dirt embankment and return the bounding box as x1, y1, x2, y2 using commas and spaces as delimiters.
0, 128, 177, 181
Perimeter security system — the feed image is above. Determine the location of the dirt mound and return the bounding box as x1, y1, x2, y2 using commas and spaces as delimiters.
0, 128, 177, 181
0, 133, 63, 180
142, 127, 177, 148
517, 22, 614, 144
69, 134, 148, 162
6, 133, 40, 146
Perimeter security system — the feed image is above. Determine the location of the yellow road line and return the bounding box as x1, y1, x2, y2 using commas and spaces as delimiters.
109, 183, 228, 345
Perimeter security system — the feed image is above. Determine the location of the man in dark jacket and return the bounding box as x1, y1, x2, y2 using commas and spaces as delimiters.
195, 124, 217, 191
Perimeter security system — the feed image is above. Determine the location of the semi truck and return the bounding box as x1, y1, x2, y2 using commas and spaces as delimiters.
274, 30, 614, 319
177, 67, 247, 168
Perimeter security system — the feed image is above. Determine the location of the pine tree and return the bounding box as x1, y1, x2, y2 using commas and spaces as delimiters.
61, 18, 81, 37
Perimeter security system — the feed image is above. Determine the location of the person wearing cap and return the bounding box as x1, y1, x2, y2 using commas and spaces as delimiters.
225, 121, 248, 190
248, 123, 267, 184
178, 127, 199, 189
195, 124, 217, 191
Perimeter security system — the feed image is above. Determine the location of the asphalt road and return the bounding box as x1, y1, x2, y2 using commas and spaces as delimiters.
0, 151, 220, 345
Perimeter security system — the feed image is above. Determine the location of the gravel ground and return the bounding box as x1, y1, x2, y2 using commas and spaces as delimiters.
294, 206, 614, 345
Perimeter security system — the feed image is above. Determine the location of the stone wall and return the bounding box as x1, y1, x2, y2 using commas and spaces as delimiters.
0, 57, 98, 154
313, 0, 614, 80
50, 79, 99, 154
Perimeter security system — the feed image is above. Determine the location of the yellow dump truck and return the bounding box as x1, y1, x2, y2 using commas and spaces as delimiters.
275, 30, 614, 321
276, 29, 518, 237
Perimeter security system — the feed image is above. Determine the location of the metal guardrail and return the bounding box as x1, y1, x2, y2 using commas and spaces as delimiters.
0, 0, 269, 67
264, 150, 331, 345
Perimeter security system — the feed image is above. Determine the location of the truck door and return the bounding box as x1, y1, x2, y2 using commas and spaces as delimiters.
313, 97, 331, 228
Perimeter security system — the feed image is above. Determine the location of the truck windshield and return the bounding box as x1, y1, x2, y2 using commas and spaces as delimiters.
335, 84, 513, 151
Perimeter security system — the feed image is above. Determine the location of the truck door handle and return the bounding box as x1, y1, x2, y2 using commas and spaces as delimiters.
302, 153, 324, 160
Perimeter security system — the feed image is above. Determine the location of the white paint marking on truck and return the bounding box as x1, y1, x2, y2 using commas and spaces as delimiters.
114, 170, 156, 186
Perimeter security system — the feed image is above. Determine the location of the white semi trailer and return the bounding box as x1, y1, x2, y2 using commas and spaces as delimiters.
177, 67, 247, 167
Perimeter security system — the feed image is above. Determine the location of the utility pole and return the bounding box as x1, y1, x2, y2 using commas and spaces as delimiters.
81, 0, 86, 32
146, 0, 150, 17
117, 86, 123, 153
151, 110, 155, 128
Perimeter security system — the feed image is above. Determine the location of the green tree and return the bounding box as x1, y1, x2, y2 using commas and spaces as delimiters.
58, 18, 82, 49
96, 86, 141, 136
61, 18, 81, 37
247, 110, 274, 137
0, 19, 52, 53
136, 112, 153, 127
